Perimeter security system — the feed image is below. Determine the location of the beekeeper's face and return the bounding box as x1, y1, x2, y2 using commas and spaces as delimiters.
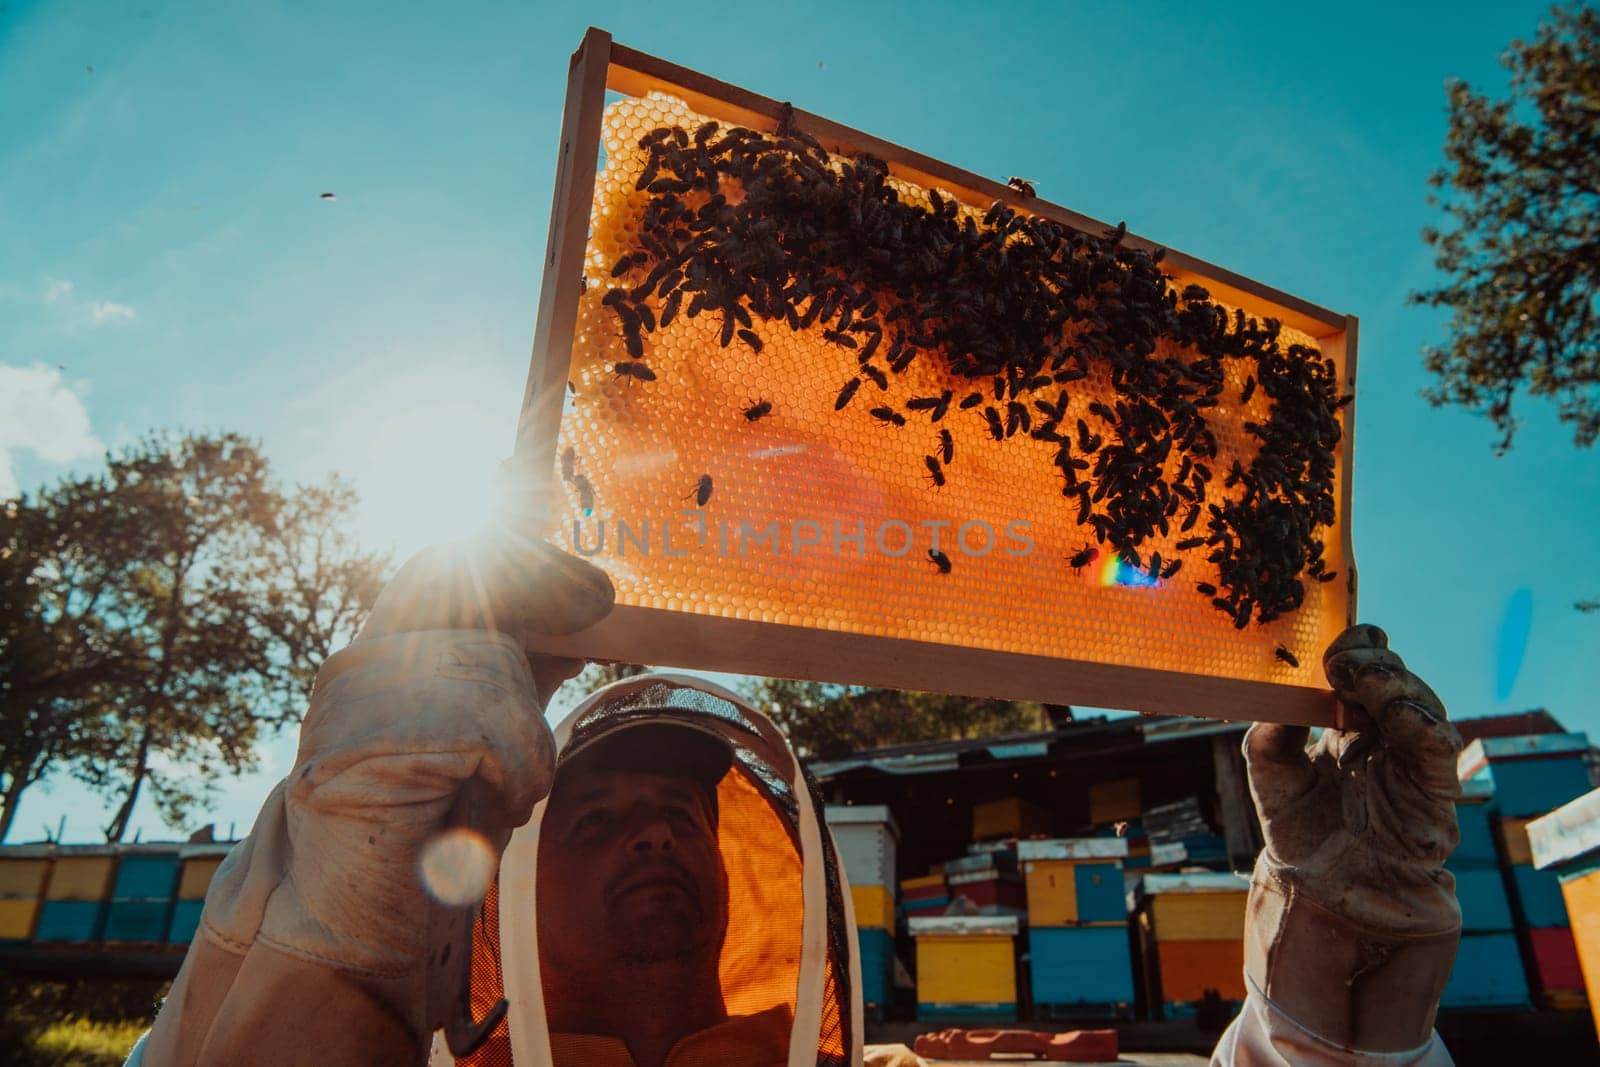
538, 767, 729, 974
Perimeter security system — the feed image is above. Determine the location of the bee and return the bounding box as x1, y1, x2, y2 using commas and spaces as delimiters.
743, 398, 773, 421
862, 363, 889, 390
1241, 375, 1256, 404
1274, 645, 1300, 668
687, 474, 714, 507
835, 377, 862, 410
907, 391, 952, 421
1147, 552, 1163, 579
1068, 544, 1098, 572
937, 428, 954, 464
660, 289, 683, 327
924, 455, 945, 487
613, 361, 656, 382
928, 548, 952, 574
1195, 582, 1217, 596
1006, 176, 1036, 198
572, 473, 595, 513
560, 446, 576, 482
870, 406, 907, 427
611, 251, 648, 277
959, 392, 985, 410
1175, 536, 1205, 550
1160, 558, 1182, 579
738, 329, 763, 352
983, 406, 1005, 440
566, 380, 576, 395
1076, 419, 1102, 453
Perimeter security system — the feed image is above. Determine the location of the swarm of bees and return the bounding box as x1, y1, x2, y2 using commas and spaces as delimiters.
583, 114, 1348, 630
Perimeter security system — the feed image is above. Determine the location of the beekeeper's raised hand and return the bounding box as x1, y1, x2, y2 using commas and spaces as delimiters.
1218, 625, 1462, 1062
137, 536, 613, 1066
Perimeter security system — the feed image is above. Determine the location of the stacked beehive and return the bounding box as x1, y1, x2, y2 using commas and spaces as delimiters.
908, 914, 1020, 1021
1441, 776, 1531, 1009
1462, 734, 1593, 1009
823, 805, 899, 1020
1018, 838, 1133, 1019
1528, 788, 1600, 1027
943, 846, 1025, 917
33, 849, 114, 943
1134, 872, 1249, 1019
0, 847, 50, 942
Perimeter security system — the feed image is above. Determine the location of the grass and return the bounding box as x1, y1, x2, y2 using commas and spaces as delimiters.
24, 1018, 146, 1066
0, 979, 164, 1067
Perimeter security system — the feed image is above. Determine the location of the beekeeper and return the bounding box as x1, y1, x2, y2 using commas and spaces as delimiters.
128, 537, 1463, 1066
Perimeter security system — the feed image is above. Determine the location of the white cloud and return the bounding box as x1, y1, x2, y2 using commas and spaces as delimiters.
88, 301, 136, 325
0, 363, 102, 499
40, 278, 135, 328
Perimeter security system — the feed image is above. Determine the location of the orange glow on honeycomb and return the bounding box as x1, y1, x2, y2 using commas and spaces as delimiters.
542, 91, 1351, 688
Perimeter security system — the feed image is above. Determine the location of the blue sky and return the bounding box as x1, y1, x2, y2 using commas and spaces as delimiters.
3, 1, 1596, 842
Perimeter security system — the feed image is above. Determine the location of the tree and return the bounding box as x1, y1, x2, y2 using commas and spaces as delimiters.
1411, 5, 1600, 453
0, 432, 389, 842
745, 677, 1046, 760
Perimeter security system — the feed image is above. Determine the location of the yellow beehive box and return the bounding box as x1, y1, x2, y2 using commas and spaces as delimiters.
851, 883, 896, 930
972, 797, 1049, 841
1089, 779, 1141, 825
910, 916, 1018, 1005
0, 898, 39, 940
1150, 891, 1248, 942
1496, 817, 1535, 867
0, 858, 49, 900
45, 856, 114, 902
520, 29, 1358, 729
178, 857, 225, 901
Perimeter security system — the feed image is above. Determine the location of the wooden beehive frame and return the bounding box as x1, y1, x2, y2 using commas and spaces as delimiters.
513, 27, 1358, 728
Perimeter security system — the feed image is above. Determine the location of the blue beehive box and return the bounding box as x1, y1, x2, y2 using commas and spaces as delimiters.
1073, 863, 1126, 923
1441, 931, 1533, 1009
1453, 867, 1514, 932
33, 900, 104, 942
856, 926, 893, 1020
103, 900, 171, 943
1509, 864, 1571, 928
1449, 778, 1498, 868
1028, 925, 1134, 1019
167, 899, 205, 944
111, 854, 180, 900
1460, 734, 1592, 819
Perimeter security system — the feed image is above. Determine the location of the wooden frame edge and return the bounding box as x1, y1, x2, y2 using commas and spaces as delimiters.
525, 605, 1337, 728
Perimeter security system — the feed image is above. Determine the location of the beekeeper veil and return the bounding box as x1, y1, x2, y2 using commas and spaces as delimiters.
437, 673, 863, 1066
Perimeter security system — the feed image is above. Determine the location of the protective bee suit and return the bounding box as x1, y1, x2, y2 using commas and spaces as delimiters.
127, 541, 1460, 1067
439, 673, 863, 1066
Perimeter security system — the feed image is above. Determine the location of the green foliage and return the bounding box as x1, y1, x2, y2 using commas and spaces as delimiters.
1412, 4, 1600, 451
745, 677, 1045, 759
0, 432, 389, 842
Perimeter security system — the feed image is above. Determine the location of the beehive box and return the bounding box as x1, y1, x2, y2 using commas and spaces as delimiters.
1459, 734, 1592, 818
1018, 838, 1129, 926
1529, 790, 1600, 1018
824, 804, 898, 890
0, 851, 49, 942
1440, 932, 1533, 1010
518, 29, 1359, 727
909, 915, 1019, 1020
1029, 925, 1135, 1020
1136, 872, 1249, 1015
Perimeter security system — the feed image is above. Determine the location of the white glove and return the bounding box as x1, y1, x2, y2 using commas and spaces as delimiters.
139, 537, 612, 1065
1233, 624, 1462, 1056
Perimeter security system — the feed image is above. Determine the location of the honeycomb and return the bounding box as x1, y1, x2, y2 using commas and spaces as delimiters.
541, 91, 1351, 690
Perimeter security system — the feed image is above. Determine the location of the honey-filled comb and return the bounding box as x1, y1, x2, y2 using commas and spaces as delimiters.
513, 30, 1358, 727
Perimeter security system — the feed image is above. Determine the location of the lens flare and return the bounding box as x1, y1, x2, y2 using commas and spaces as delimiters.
419, 827, 495, 906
